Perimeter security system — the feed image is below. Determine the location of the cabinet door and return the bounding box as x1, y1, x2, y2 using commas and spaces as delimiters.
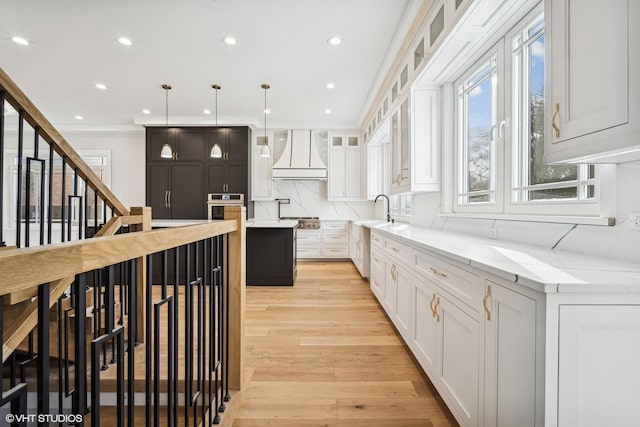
328, 150, 345, 199
227, 163, 247, 195
436, 294, 480, 427
252, 133, 273, 200
400, 97, 410, 186
344, 149, 361, 198
394, 262, 412, 340
369, 249, 385, 301
548, 0, 629, 143
391, 111, 400, 188
175, 128, 205, 161
206, 128, 227, 162
413, 276, 439, 378
206, 163, 226, 194
227, 127, 249, 162
383, 260, 398, 317
147, 128, 175, 161
558, 305, 640, 427
146, 163, 171, 218
170, 163, 204, 219
484, 282, 537, 427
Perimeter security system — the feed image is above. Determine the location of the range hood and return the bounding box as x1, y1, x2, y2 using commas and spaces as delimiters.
272, 129, 327, 180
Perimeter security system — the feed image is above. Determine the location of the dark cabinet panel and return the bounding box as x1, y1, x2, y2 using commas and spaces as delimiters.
147, 163, 171, 218
227, 163, 247, 194
146, 128, 176, 161
170, 163, 204, 219
206, 164, 226, 193
175, 128, 206, 161
247, 227, 296, 286
228, 127, 249, 162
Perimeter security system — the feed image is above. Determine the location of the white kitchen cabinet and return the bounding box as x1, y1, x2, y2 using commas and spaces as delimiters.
483, 280, 540, 427
322, 220, 349, 258
436, 293, 480, 427
369, 247, 385, 300
412, 276, 440, 379
390, 99, 410, 192
385, 259, 412, 339
251, 132, 274, 200
555, 304, 640, 427
545, 0, 640, 163
349, 222, 368, 277
296, 229, 322, 259
328, 133, 363, 200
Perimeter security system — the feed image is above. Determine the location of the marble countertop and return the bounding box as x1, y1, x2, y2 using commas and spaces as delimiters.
358, 220, 640, 294
151, 219, 211, 227
246, 219, 298, 228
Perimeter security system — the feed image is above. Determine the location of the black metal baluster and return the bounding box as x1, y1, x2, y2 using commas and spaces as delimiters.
104, 266, 115, 368
57, 294, 64, 422
185, 243, 192, 427
218, 237, 225, 413
25, 157, 31, 247
93, 188, 98, 235
0, 91, 5, 247
47, 145, 53, 244
73, 274, 87, 419
16, 111, 24, 248
34, 127, 45, 246
127, 260, 137, 426
37, 283, 50, 426
173, 246, 179, 427
146, 255, 153, 427
61, 158, 66, 242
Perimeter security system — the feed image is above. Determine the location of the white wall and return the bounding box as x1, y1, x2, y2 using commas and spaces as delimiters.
409, 161, 640, 264
64, 129, 146, 209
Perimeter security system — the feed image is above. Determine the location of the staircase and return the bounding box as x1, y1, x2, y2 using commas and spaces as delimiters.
0, 66, 246, 426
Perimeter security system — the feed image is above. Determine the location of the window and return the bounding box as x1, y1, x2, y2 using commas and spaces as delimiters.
451, 7, 601, 218
456, 53, 499, 207
510, 16, 596, 208
390, 194, 412, 218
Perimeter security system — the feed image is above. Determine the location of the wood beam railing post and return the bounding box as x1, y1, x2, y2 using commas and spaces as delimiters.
131, 207, 152, 344
224, 206, 245, 390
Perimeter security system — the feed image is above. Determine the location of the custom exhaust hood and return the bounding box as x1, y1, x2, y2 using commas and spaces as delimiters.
272, 129, 327, 180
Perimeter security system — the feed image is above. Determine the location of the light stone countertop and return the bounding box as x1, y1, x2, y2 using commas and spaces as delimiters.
246, 219, 298, 228
358, 220, 640, 294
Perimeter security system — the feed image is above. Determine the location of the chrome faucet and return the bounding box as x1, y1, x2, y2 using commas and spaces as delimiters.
374, 194, 392, 223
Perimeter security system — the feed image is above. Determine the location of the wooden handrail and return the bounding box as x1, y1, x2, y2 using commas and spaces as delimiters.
0, 220, 237, 296
0, 66, 128, 216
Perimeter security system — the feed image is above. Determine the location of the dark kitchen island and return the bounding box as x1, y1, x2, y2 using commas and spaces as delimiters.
246, 220, 298, 286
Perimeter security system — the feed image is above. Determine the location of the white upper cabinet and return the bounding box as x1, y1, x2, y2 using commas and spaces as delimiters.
251, 132, 274, 200
545, 0, 640, 163
327, 133, 363, 201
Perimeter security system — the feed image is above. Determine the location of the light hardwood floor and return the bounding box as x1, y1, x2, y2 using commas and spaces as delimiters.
233, 261, 458, 427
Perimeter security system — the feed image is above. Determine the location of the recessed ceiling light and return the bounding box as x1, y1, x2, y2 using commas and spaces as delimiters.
327, 36, 342, 46
264, 109, 271, 114
142, 109, 151, 114
279, 137, 284, 141
203, 109, 211, 115
326, 82, 335, 89
95, 83, 107, 90
324, 109, 332, 114
222, 36, 237, 46
117, 37, 133, 46
12, 36, 29, 46
75, 115, 84, 120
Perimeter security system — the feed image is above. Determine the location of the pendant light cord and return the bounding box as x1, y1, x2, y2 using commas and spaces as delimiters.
264, 87, 267, 139
165, 87, 169, 127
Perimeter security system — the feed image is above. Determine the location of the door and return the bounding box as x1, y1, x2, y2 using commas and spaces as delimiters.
206, 163, 226, 194
146, 128, 175, 161
227, 163, 247, 195
558, 305, 640, 427
549, 0, 629, 144
206, 128, 227, 162
391, 111, 400, 188
400, 97, 410, 186
436, 294, 480, 427
484, 282, 537, 427
369, 249, 385, 301
227, 127, 249, 162
170, 163, 204, 219
146, 163, 170, 218
383, 260, 398, 316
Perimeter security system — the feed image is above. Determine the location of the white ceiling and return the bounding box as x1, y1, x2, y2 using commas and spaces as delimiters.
0, 0, 414, 131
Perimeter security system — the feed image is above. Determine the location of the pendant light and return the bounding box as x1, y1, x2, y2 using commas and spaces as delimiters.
260, 83, 271, 157
160, 84, 173, 159
210, 84, 223, 158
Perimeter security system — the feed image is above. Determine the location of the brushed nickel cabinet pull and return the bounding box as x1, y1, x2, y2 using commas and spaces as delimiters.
552, 103, 560, 138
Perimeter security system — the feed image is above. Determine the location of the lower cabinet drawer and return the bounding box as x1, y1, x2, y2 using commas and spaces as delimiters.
297, 247, 322, 258
322, 247, 349, 258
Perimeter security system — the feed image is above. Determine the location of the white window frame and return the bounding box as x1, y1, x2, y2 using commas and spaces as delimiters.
504, 6, 602, 217
448, 4, 608, 221
453, 41, 505, 214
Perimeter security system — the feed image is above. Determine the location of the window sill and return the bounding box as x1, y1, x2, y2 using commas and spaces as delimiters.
439, 212, 615, 226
